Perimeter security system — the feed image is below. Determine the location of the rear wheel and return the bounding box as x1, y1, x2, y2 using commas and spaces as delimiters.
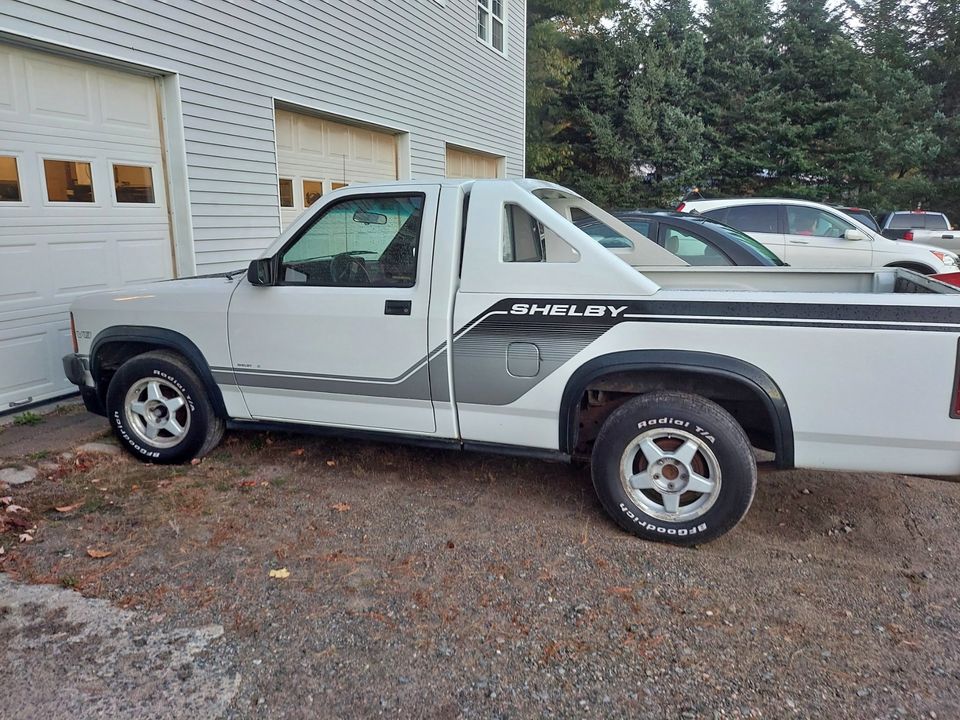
105, 350, 224, 463
591, 391, 756, 545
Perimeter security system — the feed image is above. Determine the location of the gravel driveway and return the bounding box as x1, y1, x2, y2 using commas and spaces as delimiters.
1, 416, 958, 719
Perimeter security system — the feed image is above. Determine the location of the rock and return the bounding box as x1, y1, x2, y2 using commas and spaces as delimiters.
76, 442, 121, 456
0, 467, 38, 486
38, 461, 60, 474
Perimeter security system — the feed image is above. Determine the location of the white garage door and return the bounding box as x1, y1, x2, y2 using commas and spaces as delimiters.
446, 145, 503, 179
275, 108, 398, 229
0, 45, 174, 411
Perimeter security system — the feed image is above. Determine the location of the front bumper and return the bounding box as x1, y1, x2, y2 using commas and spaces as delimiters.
62, 353, 106, 416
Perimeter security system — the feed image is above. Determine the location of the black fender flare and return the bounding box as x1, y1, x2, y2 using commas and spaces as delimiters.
559, 350, 794, 468
89, 326, 229, 418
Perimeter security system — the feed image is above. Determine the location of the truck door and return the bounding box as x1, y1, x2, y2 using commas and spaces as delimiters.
226, 187, 439, 433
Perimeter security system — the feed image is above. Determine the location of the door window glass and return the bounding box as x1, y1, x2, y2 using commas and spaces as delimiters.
502, 204, 579, 263
0, 156, 21, 201
709, 205, 778, 233
279, 178, 294, 208
785, 207, 854, 238
280, 194, 424, 287
661, 227, 733, 266
44, 159, 94, 202
113, 164, 155, 203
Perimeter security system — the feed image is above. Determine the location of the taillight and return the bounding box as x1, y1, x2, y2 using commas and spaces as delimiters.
903, 230, 914, 241
69, 312, 78, 353
675, 202, 686, 212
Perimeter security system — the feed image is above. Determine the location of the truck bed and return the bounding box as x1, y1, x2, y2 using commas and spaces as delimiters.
639, 267, 960, 294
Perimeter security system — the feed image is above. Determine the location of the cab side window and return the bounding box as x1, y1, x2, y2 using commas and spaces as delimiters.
280, 194, 424, 287
502, 204, 579, 263
785, 207, 854, 238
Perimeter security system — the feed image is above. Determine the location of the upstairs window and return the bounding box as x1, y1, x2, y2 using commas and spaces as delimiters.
478, 0, 506, 53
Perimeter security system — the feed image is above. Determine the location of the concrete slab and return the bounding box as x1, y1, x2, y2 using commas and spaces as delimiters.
0, 404, 110, 460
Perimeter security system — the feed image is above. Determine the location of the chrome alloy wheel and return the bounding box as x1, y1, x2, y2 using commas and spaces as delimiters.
123, 378, 191, 448
619, 428, 722, 522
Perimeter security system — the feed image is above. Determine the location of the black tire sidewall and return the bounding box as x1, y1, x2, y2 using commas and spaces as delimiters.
592, 394, 756, 544
106, 354, 211, 463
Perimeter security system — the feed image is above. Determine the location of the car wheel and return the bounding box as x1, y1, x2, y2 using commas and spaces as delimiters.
591, 391, 756, 545
105, 350, 224, 464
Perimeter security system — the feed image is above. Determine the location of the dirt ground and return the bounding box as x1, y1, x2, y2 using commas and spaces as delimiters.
1, 410, 959, 719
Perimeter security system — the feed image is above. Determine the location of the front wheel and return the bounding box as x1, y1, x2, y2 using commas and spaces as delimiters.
591, 391, 756, 545
105, 350, 224, 463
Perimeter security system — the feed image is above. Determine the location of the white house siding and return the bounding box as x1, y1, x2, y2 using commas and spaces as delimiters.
0, 0, 527, 272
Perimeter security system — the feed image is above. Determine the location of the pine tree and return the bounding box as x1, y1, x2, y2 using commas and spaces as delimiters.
698, 0, 782, 195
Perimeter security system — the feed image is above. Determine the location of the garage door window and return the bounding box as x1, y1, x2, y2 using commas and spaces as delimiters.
0, 156, 21, 201
113, 164, 155, 204
44, 159, 94, 203
304, 179, 323, 206
279, 178, 294, 208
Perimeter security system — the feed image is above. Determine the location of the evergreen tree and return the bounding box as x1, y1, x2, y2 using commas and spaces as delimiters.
771, 0, 866, 191
698, 0, 782, 195
525, 0, 623, 180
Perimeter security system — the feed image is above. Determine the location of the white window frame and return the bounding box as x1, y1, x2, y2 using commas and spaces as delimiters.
0, 152, 26, 206
109, 161, 161, 208
477, 0, 507, 54
39, 155, 100, 208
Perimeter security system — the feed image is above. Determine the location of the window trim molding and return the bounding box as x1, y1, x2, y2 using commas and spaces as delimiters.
38, 155, 100, 207
0, 152, 25, 205
476, 0, 508, 56
109, 161, 161, 208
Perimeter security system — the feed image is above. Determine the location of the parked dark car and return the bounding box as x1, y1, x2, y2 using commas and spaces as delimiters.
573, 210, 786, 266
835, 206, 881, 233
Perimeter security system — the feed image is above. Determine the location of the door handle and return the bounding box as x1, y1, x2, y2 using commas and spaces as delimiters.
384, 300, 412, 316
788, 240, 809, 245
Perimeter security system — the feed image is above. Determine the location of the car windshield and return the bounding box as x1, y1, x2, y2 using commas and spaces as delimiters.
685, 217, 786, 265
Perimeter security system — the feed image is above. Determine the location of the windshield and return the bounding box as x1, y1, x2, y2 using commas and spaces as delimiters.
687, 217, 786, 265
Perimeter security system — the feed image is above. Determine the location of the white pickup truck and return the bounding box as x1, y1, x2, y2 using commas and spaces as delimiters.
63, 179, 960, 544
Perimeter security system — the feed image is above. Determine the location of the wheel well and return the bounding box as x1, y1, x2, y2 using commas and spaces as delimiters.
90, 334, 228, 419
567, 368, 790, 466
885, 262, 935, 275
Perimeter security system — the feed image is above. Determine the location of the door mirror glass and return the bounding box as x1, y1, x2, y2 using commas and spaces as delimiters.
844, 229, 867, 241
247, 258, 275, 286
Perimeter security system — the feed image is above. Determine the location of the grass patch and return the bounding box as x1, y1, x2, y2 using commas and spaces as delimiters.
13, 411, 44, 426
59, 575, 79, 589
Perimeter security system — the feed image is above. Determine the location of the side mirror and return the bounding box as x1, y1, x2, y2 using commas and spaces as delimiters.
844, 229, 867, 241
247, 258, 275, 286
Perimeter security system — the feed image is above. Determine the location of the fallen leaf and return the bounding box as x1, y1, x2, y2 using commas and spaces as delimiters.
0, 546, 5, 555
260, 481, 270, 486
5, 504, 27, 514
18, 533, 33, 543
0, 496, 12, 505
269, 568, 290, 579
239, 480, 258, 488
330, 502, 351, 513
190, 458, 202, 466
55, 502, 83, 513
326, 459, 337, 467
291, 448, 305, 456
86, 548, 113, 559
608, 586, 633, 597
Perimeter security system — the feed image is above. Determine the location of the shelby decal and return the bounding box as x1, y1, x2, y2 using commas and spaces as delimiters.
620, 504, 707, 536
637, 417, 716, 443
509, 303, 628, 318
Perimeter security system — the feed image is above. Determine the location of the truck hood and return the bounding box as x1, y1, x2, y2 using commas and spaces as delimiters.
71, 274, 241, 316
